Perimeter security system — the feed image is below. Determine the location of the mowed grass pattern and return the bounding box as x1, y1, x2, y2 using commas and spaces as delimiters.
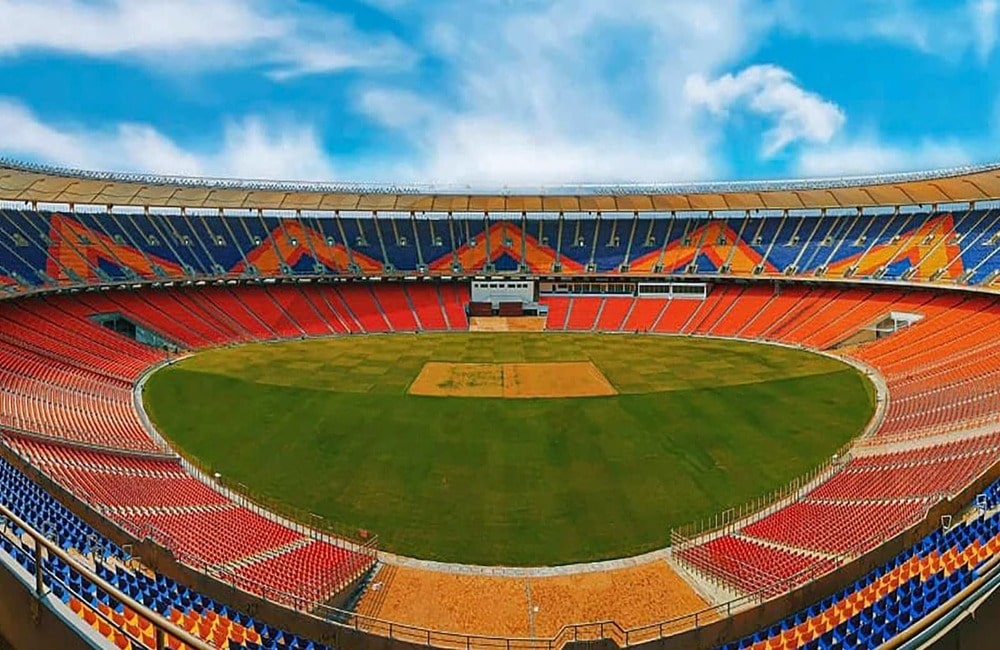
143, 334, 874, 565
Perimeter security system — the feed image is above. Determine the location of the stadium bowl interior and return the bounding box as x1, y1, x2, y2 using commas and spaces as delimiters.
2, 159, 1000, 649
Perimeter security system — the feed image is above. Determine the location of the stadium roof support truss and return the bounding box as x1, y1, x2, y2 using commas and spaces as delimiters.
3, 158, 1000, 212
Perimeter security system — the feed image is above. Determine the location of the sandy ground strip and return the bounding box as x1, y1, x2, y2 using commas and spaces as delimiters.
355, 565, 530, 637
354, 561, 711, 642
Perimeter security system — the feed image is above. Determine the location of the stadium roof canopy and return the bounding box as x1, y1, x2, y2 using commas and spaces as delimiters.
3, 157, 1000, 213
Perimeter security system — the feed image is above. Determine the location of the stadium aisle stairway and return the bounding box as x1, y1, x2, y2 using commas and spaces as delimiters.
375, 283, 420, 331
542, 296, 571, 330
404, 284, 449, 330
565, 296, 603, 330
711, 285, 773, 337
652, 298, 700, 332
335, 284, 391, 332
7, 436, 230, 511
265, 284, 333, 338
689, 284, 745, 335
675, 535, 837, 598
594, 296, 634, 331
442, 283, 470, 329
621, 297, 667, 332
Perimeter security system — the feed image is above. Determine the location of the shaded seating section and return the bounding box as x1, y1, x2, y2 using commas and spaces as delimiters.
2, 208, 999, 290
719, 479, 1000, 650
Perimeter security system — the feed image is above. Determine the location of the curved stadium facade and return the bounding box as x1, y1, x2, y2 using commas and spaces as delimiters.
1, 158, 1000, 649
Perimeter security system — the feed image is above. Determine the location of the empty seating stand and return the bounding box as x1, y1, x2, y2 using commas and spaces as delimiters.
1, 208, 999, 291
4, 276, 1000, 648
0, 453, 336, 650
720, 479, 1000, 650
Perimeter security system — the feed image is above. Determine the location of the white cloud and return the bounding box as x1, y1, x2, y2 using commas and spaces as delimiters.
400, 119, 714, 187
684, 65, 846, 157
973, 0, 999, 60
213, 118, 336, 181
352, 0, 771, 184
795, 139, 971, 178
0, 0, 412, 79
773, 0, 1000, 63
0, 99, 336, 181
2, 0, 992, 186
357, 88, 438, 131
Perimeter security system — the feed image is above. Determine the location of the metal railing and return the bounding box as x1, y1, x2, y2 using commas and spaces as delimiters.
0, 500, 213, 650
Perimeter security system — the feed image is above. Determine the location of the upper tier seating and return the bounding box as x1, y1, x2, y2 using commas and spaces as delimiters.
2, 208, 997, 289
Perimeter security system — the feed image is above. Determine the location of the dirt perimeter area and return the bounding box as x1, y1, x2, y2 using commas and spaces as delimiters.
408, 361, 618, 398
354, 561, 712, 641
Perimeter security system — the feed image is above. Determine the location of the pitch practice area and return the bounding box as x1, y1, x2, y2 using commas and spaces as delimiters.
143, 333, 875, 566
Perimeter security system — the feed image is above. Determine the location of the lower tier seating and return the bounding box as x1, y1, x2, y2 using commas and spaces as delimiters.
720, 478, 1000, 650
740, 500, 930, 556
0, 453, 335, 649
675, 535, 837, 597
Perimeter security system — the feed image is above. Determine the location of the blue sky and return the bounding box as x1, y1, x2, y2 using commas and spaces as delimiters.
0, 0, 998, 186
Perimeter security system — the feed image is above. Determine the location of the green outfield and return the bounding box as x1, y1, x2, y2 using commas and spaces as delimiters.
142, 333, 875, 566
